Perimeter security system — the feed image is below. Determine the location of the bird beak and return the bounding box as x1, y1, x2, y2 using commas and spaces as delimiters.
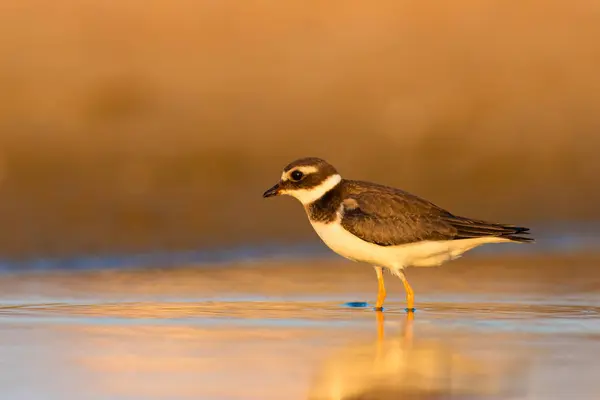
263, 182, 281, 198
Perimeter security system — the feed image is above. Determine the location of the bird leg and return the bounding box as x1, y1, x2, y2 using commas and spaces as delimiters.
374, 266, 387, 311
398, 271, 415, 312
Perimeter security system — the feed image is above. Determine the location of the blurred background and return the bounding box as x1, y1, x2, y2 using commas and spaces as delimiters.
1, 0, 599, 260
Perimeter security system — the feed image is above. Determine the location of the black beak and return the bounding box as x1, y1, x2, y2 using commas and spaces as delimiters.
263, 183, 281, 198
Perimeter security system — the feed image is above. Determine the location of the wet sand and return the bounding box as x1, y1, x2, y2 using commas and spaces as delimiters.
0, 253, 599, 399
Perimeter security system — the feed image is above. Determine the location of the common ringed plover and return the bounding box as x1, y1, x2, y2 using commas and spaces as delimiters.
263, 157, 533, 312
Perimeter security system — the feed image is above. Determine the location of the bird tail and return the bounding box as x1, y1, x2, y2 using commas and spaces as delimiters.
447, 216, 534, 243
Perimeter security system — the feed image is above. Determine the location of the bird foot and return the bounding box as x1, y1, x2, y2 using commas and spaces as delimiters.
405, 307, 416, 313
374, 307, 384, 312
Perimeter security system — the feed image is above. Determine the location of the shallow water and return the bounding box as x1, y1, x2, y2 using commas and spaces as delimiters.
0, 255, 599, 399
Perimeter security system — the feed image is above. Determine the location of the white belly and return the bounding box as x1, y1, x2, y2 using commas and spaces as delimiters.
310, 220, 509, 270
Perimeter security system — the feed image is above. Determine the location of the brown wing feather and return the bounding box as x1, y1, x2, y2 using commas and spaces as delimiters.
339, 180, 533, 246
443, 216, 532, 242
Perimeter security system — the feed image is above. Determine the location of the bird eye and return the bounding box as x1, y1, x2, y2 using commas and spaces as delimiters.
290, 170, 304, 181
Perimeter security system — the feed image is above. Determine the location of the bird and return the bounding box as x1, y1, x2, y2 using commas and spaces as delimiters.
262, 157, 533, 312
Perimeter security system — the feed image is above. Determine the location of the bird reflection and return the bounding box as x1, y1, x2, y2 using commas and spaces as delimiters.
308, 312, 525, 400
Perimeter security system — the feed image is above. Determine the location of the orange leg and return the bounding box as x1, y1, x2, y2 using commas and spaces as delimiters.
374, 266, 387, 311
399, 272, 415, 312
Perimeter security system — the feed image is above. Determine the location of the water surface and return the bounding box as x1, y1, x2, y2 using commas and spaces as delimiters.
0, 254, 599, 399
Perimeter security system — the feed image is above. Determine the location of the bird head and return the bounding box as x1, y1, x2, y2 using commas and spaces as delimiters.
262, 157, 342, 205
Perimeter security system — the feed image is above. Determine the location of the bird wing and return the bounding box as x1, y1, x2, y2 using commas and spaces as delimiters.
339, 181, 532, 246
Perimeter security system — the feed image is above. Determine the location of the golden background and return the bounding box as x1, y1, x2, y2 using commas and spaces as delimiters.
1, 0, 598, 257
